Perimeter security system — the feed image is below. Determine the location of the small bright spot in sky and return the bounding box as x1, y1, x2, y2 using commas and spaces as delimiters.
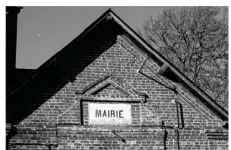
16, 7, 174, 69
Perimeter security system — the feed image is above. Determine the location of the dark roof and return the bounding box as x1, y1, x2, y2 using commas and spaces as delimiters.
7, 8, 228, 121
6, 68, 35, 91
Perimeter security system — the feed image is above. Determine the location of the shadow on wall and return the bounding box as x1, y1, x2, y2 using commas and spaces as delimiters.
6, 29, 119, 124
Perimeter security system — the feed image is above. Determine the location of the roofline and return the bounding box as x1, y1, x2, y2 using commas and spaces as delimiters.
7, 8, 112, 98
108, 10, 228, 121
7, 8, 228, 121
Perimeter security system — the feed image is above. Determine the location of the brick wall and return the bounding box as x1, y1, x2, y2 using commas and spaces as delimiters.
7, 33, 228, 150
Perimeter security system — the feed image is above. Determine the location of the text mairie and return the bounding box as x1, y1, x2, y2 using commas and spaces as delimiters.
95, 109, 124, 118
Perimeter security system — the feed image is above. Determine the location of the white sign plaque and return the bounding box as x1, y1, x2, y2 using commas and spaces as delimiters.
88, 103, 132, 125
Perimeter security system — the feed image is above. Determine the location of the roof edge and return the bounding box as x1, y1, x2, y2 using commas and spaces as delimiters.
108, 10, 228, 121
7, 8, 112, 98
7, 9, 228, 121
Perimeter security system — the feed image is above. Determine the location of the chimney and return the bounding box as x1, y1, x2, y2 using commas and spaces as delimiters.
6, 6, 22, 90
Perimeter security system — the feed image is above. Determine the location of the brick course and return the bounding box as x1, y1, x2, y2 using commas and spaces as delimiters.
7, 33, 228, 150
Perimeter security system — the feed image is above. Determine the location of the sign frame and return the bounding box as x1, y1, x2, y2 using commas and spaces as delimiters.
88, 103, 132, 125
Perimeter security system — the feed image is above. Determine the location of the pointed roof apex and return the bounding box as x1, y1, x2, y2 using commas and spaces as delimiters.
7, 8, 228, 122
107, 7, 112, 11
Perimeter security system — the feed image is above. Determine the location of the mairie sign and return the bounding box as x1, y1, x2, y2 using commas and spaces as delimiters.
88, 103, 132, 125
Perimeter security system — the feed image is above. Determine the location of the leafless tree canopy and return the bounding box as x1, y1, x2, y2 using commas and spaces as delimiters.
139, 7, 228, 110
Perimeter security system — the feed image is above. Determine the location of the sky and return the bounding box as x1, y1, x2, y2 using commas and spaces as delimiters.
16, 6, 172, 69
2, 4, 230, 149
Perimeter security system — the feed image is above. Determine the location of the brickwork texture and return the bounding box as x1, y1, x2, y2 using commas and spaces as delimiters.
7, 33, 228, 150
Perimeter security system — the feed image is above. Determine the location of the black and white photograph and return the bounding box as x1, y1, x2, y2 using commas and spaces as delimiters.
5, 6, 228, 150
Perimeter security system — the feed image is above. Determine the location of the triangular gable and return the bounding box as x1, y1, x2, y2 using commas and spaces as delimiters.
88, 80, 131, 96
7, 8, 228, 122
75, 73, 144, 100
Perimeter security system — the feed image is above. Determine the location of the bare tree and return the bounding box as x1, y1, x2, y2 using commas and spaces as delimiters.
139, 7, 228, 110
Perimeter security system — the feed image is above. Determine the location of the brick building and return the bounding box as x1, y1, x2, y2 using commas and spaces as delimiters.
6, 8, 228, 150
